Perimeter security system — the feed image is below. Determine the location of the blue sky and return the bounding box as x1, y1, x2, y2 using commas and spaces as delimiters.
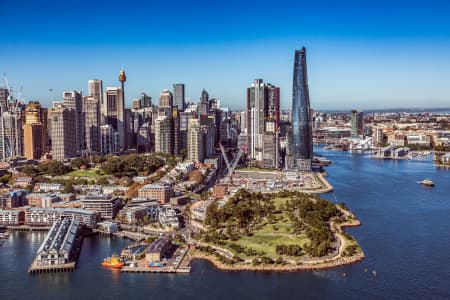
1, 0, 450, 110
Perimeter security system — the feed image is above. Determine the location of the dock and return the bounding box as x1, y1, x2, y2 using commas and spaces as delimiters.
121, 266, 190, 273
28, 218, 83, 275
28, 262, 76, 274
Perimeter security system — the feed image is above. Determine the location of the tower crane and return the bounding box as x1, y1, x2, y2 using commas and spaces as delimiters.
219, 143, 247, 185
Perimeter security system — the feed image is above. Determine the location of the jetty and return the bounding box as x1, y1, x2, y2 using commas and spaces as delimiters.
28, 217, 83, 274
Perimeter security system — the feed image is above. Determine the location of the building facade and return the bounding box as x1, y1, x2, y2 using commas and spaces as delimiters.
102, 87, 125, 148
83, 96, 100, 152
173, 83, 185, 110
288, 47, 313, 172
49, 104, 76, 160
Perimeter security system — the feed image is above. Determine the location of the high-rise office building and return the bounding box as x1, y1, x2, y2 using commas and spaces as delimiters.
23, 101, 47, 160
247, 79, 280, 168
23, 123, 43, 160
100, 124, 119, 154
139, 92, 152, 108
159, 90, 173, 108
88, 79, 103, 103
102, 87, 125, 148
187, 118, 203, 162
173, 84, 185, 110
351, 110, 364, 137
154, 115, 174, 155
63, 91, 84, 152
83, 96, 100, 153
49, 104, 76, 160
198, 89, 209, 116
289, 47, 313, 172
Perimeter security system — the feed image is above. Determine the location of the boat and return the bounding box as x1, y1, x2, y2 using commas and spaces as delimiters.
418, 179, 435, 187
101, 254, 125, 269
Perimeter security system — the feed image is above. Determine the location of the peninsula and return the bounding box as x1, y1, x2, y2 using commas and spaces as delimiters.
189, 190, 363, 271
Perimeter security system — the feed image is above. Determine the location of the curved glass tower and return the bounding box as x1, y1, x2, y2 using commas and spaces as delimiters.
290, 47, 312, 171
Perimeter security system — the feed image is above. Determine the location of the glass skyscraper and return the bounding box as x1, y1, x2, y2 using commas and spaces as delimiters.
289, 47, 312, 171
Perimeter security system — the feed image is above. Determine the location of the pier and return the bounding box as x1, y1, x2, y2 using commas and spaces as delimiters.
28, 262, 76, 274
28, 218, 83, 275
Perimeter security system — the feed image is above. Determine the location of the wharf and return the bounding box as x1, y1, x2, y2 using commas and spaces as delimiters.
28, 262, 76, 274
121, 266, 191, 273
7, 225, 51, 231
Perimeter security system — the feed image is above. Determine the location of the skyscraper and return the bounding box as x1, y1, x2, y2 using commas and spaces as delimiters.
289, 47, 313, 172
173, 84, 185, 110
49, 104, 76, 160
23, 123, 43, 160
83, 96, 100, 153
198, 89, 209, 115
88, 79, 103, 103
23, 101, 47, 160
247, 79, 280, 168
102, 87, 125, 148
187, 118, 203, 162
154, 115, 174, 154
63, 91, 84, 152
159, 90, 173, 107
351, 110, 364, 137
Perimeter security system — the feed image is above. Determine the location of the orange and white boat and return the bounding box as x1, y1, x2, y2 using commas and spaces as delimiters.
101, 254, 124, 269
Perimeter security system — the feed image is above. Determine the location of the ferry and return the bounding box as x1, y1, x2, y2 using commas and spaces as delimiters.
101, 254, 125, 269
418, 179, 435, 187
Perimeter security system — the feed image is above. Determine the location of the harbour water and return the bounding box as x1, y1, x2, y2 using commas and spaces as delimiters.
1, 149, 450, 299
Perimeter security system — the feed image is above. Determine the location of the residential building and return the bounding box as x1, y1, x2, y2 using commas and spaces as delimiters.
138, 184, 174, 204
187, 118, 203, 162
351, 110, 364, 137
0, 210, 25, 225
81, 195, 121, 220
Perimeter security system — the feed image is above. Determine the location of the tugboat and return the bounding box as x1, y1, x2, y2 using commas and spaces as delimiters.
419, 179, 435, 187
101, 254, 125, 269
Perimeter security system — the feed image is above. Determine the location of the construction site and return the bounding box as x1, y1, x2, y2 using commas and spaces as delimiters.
215, 143, 333, 197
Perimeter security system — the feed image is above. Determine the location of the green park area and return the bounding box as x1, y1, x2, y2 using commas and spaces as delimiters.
65, 169, 108, 178
200, 190, 360, 264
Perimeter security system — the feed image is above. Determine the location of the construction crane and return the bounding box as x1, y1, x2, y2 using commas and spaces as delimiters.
219, 143, 247, 185
1, 73, 23, 160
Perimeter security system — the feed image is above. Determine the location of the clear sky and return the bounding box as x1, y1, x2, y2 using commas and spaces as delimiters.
1, 0, 450, 110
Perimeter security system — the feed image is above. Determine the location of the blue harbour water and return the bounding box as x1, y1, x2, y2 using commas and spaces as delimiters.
1, 149, 450, 299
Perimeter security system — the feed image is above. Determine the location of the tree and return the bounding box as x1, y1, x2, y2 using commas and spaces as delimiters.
63, 181, 73, 193
22, 165, 39, 178
97, 177, 109, 185
71, 157, 88, 169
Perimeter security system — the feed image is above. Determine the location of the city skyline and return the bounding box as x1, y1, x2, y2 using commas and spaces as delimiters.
1, 0, 450, 110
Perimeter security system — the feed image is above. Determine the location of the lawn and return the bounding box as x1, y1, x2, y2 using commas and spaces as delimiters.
222, 196, 311, 258
65, 169, 108, 178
